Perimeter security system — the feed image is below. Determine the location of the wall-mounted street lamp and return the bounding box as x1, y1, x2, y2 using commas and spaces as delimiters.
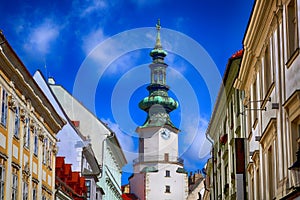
289, 148, 300, 189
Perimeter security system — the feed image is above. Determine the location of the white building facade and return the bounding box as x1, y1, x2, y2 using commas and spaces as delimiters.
50, 83, 127, 200
33, 71, 102, 200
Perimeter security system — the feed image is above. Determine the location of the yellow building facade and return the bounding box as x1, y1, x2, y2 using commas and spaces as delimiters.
0, 32, 64, 200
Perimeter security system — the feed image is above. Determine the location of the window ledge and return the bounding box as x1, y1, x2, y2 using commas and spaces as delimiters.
13, 134, 19, 141
286, 48, 300, 68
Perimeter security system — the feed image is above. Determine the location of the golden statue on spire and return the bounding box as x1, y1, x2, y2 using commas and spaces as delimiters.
155, 19, 162, 49
156, 19, 161, 30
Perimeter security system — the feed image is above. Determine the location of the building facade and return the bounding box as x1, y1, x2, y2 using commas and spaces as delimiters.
33, 71, 102, 200
206, 51, 246, 200
129, 20, 188, 200
50, 83, 127, 200
234, 0, 300, 199
0, 32, 65, 200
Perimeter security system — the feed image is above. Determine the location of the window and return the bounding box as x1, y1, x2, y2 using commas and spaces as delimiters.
34, 129, 38, 156
165, 170, 170, 177
11, 173, 18, 200
24, 118, 30, 148
291, 120, 300, 163
287, 0, 299, 58
86, 180, 91, 200
252, 79, 258, 125
230, 100, 234, 128
32, 188, 37, 200
0, 165, 5, 200
236, 91, 240, 115
14, 107, 20, 138
165, 185, 170, 193
48, 142, 52, 167
256, 169, 260, 199
43, 138, 48, 165
0, 89, 8, 127
225, 164, 228, 185
22, 182, 28, 200
154, 72, 158, 83
164, 153, 169, 162
247, 103, 252, 135
264, 43, 272, 96
268, 147, 274, 198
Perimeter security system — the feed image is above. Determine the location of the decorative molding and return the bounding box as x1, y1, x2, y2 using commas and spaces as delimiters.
20, 108, 26, 122
22, 161, 31, 180
8, 95, 17, 110
38, 131, 45, 141
52, 145, 58, 155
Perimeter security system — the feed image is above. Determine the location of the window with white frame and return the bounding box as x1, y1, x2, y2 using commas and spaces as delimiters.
287, 0, 299, 58
0, 89, 8, 127
14, 107, 20, 138
0, 165, 5, 200
24, 118, 30, 148
11, 173, 18, 200
34, 128, 38, 156
22, 182, 28, 200
86, 180, 91, 200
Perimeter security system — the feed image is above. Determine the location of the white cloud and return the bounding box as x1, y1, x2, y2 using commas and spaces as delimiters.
130, 0, 162, 8
72, 0, 118, 19
180, 115, 211, 160
82, 28, 106, 54
81, 29, 148, 75
79, 0, 107, 18
23, 19, 60, 55
101, 118, 137, 155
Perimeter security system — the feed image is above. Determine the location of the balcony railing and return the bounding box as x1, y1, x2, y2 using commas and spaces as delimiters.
133, 155, 184, 165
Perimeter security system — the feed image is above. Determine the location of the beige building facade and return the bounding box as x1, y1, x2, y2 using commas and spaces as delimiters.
0, 32, 65, 200
234, 0, 300, 199
206, 51, 246, 200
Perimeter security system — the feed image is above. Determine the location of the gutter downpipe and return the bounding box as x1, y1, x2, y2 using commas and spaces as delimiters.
205, 131, 215, 200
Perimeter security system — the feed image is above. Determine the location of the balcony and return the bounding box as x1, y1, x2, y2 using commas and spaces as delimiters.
133, 155, 184, 166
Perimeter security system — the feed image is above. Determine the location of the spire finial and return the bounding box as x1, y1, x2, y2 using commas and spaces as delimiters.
155, 19, 162, 49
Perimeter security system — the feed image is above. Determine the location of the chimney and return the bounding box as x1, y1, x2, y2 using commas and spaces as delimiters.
48, 77, 55, 85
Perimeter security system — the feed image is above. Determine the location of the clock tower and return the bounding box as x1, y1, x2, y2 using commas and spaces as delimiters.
129, 20, 188, 200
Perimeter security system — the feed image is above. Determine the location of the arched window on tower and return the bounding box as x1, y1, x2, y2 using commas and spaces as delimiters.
154, 72, 158, 83
159, 72, 163, 84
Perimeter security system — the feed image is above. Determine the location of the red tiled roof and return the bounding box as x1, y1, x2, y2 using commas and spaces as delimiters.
70, 172, 80, 182
55, 157, 86, 199
231, 49, 243, 59
56, 157, 65, 168
122, 193, 138, 200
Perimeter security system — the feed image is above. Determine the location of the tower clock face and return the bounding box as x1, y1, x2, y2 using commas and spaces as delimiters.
160, 129, 170, 140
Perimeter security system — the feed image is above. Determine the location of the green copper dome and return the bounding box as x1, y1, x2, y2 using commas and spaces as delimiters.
139, 95, 178, 113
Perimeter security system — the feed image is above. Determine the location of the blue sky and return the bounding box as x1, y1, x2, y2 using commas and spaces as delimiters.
0, 0, 254, 184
